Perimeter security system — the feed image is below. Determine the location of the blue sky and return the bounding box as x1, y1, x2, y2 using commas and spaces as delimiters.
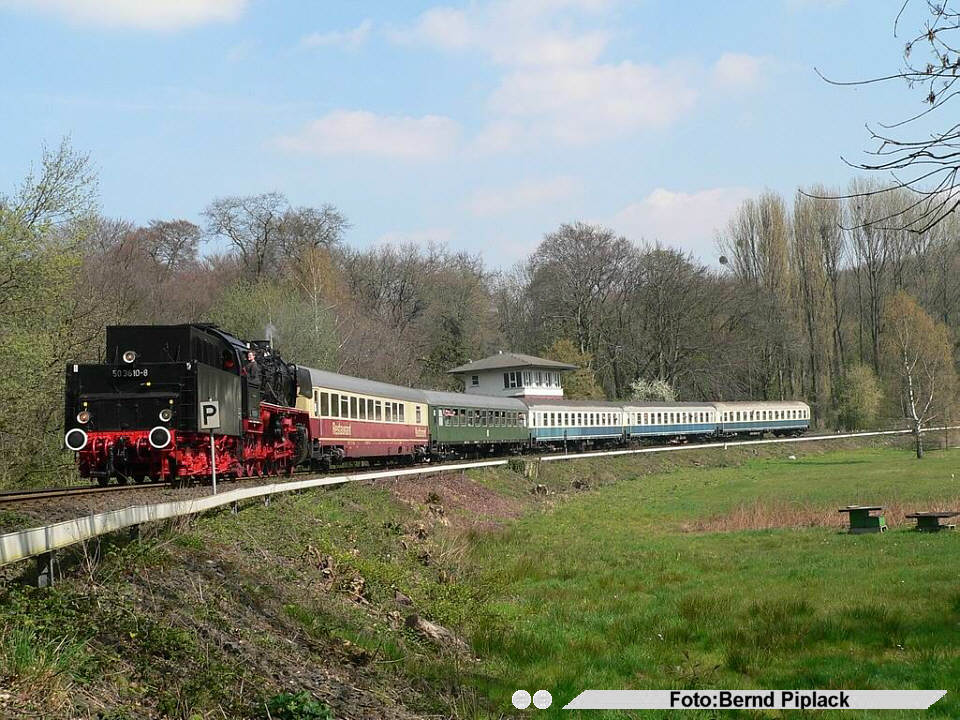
0, 0, 920, 265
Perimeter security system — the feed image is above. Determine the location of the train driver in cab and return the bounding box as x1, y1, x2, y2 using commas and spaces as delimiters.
244, 350, 261, 385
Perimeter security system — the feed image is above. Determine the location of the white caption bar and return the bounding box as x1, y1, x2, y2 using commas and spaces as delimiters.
563, 690, 947, 711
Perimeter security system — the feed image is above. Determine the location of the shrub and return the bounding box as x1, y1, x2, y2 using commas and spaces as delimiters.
265, 691, 333, 720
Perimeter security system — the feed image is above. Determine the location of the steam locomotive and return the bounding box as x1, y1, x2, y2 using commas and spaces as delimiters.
64, 325, 311, 484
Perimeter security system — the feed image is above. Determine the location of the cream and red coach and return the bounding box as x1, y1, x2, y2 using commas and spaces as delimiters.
297, 368, 429, 468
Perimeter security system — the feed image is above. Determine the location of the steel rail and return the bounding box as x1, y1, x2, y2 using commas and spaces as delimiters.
0, 482, 169, 504
1, 425, 956, 571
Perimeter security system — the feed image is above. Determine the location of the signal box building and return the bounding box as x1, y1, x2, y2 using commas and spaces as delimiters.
447, 351, 577, 399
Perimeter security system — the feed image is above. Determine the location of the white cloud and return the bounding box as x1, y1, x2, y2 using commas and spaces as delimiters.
491, 62, 698, 142
395, 0, 612, 67
275, 110, 460, 159
0, 0, 246, 29
712, 52, 765, 90
611, 187, 754, 260
396, 1, 704, 146
467, 176, 580, 216
301, 19, 373, 50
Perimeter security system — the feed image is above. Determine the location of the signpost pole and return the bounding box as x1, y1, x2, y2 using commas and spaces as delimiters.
201, 398, 221, 496
210, 428, 217, 495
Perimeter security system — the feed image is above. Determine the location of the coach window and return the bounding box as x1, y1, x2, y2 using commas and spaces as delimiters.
321, 392, 330, 416
330, 393, 340, 418
458, 408, 466, 426
358, 398, 367, 420
313, 390, 320, 417
338, 396, 347, 418
523, 371, 531, 385
415, 406, 422, 424
373, 400, 381, 421
399, 404, 406, 423
384, 403, 392, 422
350, 397, 358, 419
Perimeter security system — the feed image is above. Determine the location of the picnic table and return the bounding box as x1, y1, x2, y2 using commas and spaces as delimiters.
904, 511, 959, 532
838, 506, 887, 534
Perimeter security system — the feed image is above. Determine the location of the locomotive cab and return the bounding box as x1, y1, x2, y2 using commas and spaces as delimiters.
64, 324, 253, 484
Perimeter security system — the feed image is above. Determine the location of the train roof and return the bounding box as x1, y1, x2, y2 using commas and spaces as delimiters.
522, 397, 625, 410
712, 400, 809, 409
622, 401, 716, 409
303, 367, 426, 403
420, 390, 528, 410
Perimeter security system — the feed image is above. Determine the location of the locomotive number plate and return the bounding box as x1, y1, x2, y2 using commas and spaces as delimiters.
112, 368, 149, 378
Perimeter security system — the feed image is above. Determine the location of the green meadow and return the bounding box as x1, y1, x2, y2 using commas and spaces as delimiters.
2, 443, 958, 719
460, 446, 960, 719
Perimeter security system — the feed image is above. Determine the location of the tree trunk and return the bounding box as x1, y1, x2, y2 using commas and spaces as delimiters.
915, 424, 924, 459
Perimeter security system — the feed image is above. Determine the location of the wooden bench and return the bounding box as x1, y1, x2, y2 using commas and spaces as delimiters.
838, 506, 887, 534
905, 511, 959, 532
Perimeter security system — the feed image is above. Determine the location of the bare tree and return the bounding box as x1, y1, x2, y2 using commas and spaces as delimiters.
818, 1, 960, 232
718, 193, 800, 399
142, 219, 201, 272
203, 192, 287, 280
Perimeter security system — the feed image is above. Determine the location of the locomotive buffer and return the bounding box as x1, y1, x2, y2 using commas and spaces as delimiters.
200, 400, 220, 493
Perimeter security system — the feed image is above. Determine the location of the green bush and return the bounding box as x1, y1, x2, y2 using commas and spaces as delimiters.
265, 691, 333, 720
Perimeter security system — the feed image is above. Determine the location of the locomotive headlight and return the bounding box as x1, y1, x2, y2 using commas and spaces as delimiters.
122, 350, 137, 364
148, 426, 172, 449
159, 408, 172, 422
76, 410, 91, 424
65, 428, 88, 451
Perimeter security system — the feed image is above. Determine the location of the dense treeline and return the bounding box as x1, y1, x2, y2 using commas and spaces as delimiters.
1, 142, 956, 484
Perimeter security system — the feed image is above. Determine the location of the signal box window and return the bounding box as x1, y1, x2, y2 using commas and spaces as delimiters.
471, 375, 479, 386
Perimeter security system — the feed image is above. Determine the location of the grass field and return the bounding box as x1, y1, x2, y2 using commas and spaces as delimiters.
1, 442, 957, 718
459, 446, 960, 718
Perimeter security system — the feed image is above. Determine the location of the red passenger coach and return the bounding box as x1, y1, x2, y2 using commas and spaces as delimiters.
300, 368, 429, 468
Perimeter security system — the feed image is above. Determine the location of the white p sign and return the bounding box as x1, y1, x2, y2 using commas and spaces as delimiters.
199, 400, 220, 430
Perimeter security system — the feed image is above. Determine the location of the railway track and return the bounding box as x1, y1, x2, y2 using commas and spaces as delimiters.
0, 481, 171, 504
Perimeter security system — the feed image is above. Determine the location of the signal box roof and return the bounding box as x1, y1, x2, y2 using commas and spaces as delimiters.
448, 352, 577, 375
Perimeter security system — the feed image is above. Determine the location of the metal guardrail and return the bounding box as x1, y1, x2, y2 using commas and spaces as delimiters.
1, 426, 955, 572
0, 460, 507, 570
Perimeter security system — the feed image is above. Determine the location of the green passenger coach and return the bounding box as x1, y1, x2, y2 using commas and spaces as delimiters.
423, 390, 529, 457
